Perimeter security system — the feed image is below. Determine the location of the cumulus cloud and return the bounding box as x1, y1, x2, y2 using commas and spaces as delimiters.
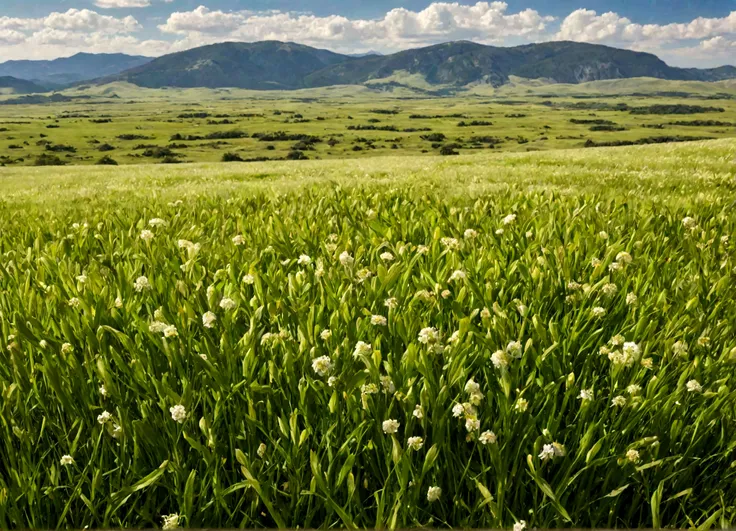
557, 8, 736, 44
94, 0, 151, 8
158, 3, 556, 51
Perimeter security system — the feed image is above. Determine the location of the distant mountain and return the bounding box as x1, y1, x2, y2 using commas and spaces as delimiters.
348, 51, 383, 58
0, 76, 47, 94
103, 40, 736, 90
0, 53, 152, 86
104, 41, 350, 89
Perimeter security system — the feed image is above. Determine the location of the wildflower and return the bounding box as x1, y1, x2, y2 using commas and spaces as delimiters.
140, 229, 154, 242
232, 234, 245, 246
163, 325, 178, 338
407, 436, 424, 450
513, 521, 527, 531
97, 411, 112, 424
161, 514, 180, 530
320, 329, 332, 341
452, 403, 467, 418
626, 293, 638, 306
353, 341, 372, 358
382, 419, 400, 434
539, 443, 555, 461
440, 237, 460, 250
622, 342, 641, 365
371, 315, 387, 326
339, 251, 354, 266
170, 404, 187, 423
68, 297, 81, 308
465, 418, 480, 432
506, 341, 522, 358
199, 354, 208, 361
616, 251, 633, 264
672, 340, 688, 357
99, 385, 107, 397
61, 343, 73, 355
626, 449, 640, 463
427, 486, 442, 502
134, 276, 151, 292
449, 269, 466, 282
356, 268, 372, 282
311, 355, 332, 376
591, 257, 602, 267
626, 384, 641, 395
413, 404, 424, 419
495, 228, 504, 235
579, 388, 594, 401
480, 307, 491, 320
491, 350, 509, 369
686, 380, 702, 393
114, 296, 123, 308
598, 231, 609, 240
380, 251, 395, 262
602, 283, 618, 296
479, 430, 497, 445
441, 289, 451, 299
361, 383, 378, 396
39, 339, 48, 349
257, 443, 267, 458
502, 213, 517, 225
592, 307, 606, 318
697, 336, 710, 347
384, 297, 398, 309
418, 327, 439, 345
464, 229, 478, 239
610, 334, 625, 346
242, 274, 255, 284
514, 398, 528, 412
611, 395, 627, 407
150, 321, 167, 334
327, 376, 337, 387
682, 216, 697, 230
60, 455, 74, 466
149, 218, 166, 227
641, 358, 654, 369
380, 376, 395, 394
202, 312, 216, 328
219, 298, 237, 311
298, 254, 311, 265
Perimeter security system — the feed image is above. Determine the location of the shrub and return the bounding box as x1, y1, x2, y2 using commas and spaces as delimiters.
96, 155, 118, 165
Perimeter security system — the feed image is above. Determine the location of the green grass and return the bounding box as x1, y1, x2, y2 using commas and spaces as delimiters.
0, 138, 735, 528
1, 80, 735, 166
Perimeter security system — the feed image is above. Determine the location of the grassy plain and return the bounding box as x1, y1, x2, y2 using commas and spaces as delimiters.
0, 137, 735, 528
0, 78, 735, 166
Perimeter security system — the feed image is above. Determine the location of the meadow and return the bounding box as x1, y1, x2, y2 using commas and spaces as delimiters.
0, 78, 735, 166
0, 136, 735, 529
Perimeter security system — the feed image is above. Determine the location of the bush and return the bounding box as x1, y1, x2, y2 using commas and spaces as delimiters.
420, 133, 446, 142
34, 153, 65, 166
222, 152, 244, 162
96, 155, 118, 165
440, 145, 459, 156
98, 144, 115, 152
286, 151, 308, 160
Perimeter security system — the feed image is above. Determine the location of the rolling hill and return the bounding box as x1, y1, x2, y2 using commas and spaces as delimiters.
0, 76, 48, 94
102, 40, 736, 91
0, 53, 152, 86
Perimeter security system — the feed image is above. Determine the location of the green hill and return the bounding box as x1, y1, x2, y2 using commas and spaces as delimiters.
0, 76, 48, 94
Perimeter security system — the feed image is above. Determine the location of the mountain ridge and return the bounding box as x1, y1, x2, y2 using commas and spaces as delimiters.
100, 40, 736, 91
0, 52, 152, 86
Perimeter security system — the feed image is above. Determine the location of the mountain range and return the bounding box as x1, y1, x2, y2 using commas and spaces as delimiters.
1, 41, 735, 93
0, 52, 151, 87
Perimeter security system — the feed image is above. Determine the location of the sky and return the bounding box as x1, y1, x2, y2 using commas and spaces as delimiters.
0, 0, 734, 67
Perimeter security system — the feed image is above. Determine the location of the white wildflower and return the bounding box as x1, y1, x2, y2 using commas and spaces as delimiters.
479, 431, 497, 445
427, 486, 442, 502
686, 380, 702, 393
134, 276, 151, 292
60, 455, 74, 466
382, 419, 400, 434
202, 312, 216, 328
312, 355, 333, 377
371, 315, 387, 326
170, 404, 187, 423
407, 436, 424, 451
219, 298, 237, 311
353, 341, 372, 358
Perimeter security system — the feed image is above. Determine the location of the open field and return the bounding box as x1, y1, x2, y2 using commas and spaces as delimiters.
0, 138, 735, 528
0, 79, 735, 166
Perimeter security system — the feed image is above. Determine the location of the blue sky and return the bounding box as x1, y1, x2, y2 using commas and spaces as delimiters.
0, 0, 735, 66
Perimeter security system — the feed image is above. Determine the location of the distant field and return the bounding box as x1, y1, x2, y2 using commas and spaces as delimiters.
0, 79, 735, 166
1, 138, 735, 529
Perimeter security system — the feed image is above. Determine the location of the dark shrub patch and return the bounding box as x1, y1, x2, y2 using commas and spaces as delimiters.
96, 155, 118, 165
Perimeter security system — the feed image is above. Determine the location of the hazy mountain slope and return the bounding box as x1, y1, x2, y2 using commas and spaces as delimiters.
0, 53, 151, 85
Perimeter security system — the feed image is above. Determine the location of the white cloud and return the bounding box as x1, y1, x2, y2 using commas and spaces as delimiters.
94, 0, 151, 8
158, 3, 556, 51
557, 8, 736, 44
